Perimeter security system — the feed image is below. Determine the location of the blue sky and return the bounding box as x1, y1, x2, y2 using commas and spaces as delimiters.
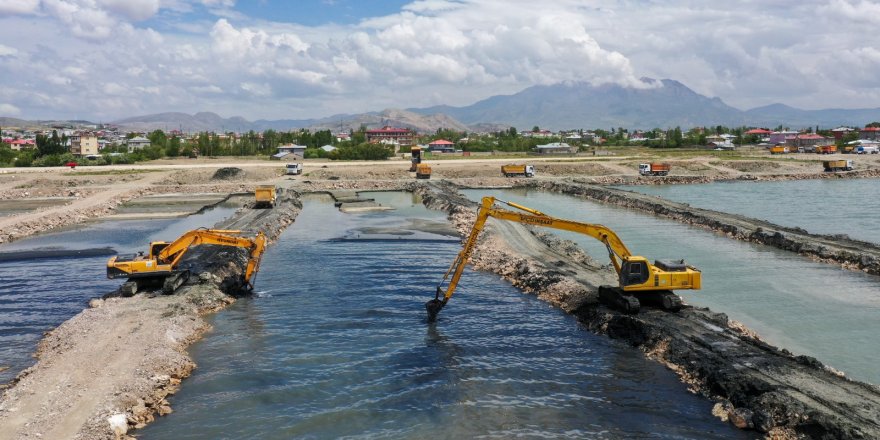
1, 0, 879, 121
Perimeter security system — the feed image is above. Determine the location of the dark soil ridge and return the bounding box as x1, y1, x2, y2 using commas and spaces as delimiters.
415, 181, 880, 439
532, 180, 880, 277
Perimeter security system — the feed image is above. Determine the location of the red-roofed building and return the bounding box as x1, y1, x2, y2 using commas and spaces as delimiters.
860, 126, 880, 141
365, 126, 413, 152
831, 127, 855, 140
745, 128, 772, 135
793, 133, 828, 149
427, 139, 455, 153
8, 139, 36, 151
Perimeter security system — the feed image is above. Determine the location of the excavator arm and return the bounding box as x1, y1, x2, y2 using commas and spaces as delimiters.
426, 197, 700, 321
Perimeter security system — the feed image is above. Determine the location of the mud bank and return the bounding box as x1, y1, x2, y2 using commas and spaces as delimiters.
0, 188, 301, 440
532, 180, 880, 277
415, 182, 880, 439
576, 167, 880, 186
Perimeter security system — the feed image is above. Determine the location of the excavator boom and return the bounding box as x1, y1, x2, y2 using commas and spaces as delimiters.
427, 197, 700, 321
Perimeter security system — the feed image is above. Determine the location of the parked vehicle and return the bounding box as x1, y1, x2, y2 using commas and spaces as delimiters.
855, 146, 879, 154
639, 163, 670, 176
816, 145, 837, 154
501, 164, 535, 177
410, 146, 422, 172
823, 160, 853, 172
770, 146, 788, 154
285, 163, 303, 175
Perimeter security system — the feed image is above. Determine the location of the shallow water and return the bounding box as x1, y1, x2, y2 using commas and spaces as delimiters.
461, 188, 880, 385
141, 194, 749, 439
616, 178, 880, 243
0, 204, 237, 383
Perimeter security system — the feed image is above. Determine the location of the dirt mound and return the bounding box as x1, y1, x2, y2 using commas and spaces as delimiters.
211, 167, 245, 180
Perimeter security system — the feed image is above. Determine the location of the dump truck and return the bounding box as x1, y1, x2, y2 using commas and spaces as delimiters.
426, 196, 700, 321
415, 163, 432, 179
816, 145, 837, 154
501, 164, 535, 177
285, 163, 303, 175
254, 185, 276, 208
107, 228, 267, 296
639, 162, 670, 176
770, 146, 788, 154
823, 160, 853, 172
410, 146, 423, 172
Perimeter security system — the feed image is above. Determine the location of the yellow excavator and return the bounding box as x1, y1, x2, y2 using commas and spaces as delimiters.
107, 228, 267, 296
426, 197, 701, 321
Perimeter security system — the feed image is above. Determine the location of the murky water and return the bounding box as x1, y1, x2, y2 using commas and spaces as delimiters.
141, 194, 749, 439
461, 188, 880, 385
616, 179, 880, 243
0, 204, 237, 383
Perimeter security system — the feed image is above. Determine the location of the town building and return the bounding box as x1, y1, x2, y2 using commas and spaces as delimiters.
769, 130, 799, 145
535, 142, 576, 154
70, 133, 99, 156
365, 126, 413, 151
126, 136, 151, 152
427, 139, 455, 153
272, 144, 306, 160
793, 134, 828, 149
831, 127, 855, 140
860, 127, 880, 140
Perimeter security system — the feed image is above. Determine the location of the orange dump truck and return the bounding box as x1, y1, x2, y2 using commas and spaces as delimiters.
639, 163, 670, 176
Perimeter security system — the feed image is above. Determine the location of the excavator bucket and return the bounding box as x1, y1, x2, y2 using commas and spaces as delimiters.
425, 299, 445, 322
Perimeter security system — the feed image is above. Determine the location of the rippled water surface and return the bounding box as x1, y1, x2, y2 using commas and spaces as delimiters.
0, 204, 236, 383
462, 188, 880, 385
616, 178, 880, 243
142, 194, 748, 439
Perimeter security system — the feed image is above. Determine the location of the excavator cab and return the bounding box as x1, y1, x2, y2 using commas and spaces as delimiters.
620, 258, 650, 287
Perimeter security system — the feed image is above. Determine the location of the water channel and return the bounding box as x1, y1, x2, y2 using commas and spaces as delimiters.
616, 178, 880, 243
141, 193, 749, 439
460, 188, 880, 385
0, 202, 238, 384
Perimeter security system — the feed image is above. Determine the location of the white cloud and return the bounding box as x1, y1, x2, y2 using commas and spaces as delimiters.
0, 43, 17, 56
2, 0, 880, 120
0, 102, 21, 115
0, 0, 39, 15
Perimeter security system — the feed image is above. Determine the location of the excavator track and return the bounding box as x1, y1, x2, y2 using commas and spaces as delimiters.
161, 271, 190, 295
598, 286, 640, 314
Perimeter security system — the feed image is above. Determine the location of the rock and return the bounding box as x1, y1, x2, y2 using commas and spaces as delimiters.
729, 407, 754, 429
157, 405, 173, 416
211, 167, 244, 180
88, 298, 103, 308
107, 413, 128, 436
752, 409, 776, 433
712, 401, 734, 422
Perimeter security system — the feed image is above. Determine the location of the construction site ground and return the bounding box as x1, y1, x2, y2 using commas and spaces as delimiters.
1, 152, 879, 439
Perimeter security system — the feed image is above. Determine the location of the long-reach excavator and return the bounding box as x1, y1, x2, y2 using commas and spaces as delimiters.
107, 228, 267, 296
426, 197, 701, 321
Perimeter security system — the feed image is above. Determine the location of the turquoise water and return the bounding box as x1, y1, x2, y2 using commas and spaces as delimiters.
461, 188, 880, 385
141, 194, 749, 439
616, 179, 880, 243
0, 205, 237, 384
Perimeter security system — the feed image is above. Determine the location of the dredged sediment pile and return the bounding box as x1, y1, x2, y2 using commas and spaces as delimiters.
415, 181, 880, 439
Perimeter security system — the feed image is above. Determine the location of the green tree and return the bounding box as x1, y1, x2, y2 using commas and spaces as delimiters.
147, 130, 168, 150
166, 136, 181, 157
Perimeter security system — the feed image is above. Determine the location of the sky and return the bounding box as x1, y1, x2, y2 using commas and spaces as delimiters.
1, 0, 880, 122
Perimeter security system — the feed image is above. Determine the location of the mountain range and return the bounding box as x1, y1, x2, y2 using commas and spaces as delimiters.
5, 79, 880, 133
